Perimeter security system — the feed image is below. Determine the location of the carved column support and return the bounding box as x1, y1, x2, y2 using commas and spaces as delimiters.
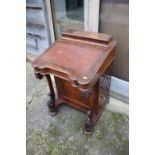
45, 74, 55, 101
84, 109, 93, 134
45, 74, 56, 116
34, 73, 57, 116
99, 64, 112, 104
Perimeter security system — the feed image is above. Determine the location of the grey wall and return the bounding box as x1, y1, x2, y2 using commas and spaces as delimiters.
26, 0, 50, 55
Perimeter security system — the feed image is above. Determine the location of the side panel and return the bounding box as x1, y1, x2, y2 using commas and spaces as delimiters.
54, 76, 98, 109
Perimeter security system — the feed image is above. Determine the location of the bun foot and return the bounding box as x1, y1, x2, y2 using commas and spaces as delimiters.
84, 110, 93, 135
47, 99, 56, 116
83, 129, 93, 135
84, 120, 93, 135
48, 110, 57, 116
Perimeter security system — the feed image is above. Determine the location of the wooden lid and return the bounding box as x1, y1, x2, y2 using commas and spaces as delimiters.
32, 30, 116, 86
62, 29, 113, 45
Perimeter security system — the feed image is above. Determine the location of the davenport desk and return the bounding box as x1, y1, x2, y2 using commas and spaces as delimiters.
32, 30, 116, 134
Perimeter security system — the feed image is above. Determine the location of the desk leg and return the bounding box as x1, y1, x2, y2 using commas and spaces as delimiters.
82, 84, 99, 134
84, 109, 93, 134
45, 74, 57, 116
83, 65, 112, 134
34, 73, 56, 115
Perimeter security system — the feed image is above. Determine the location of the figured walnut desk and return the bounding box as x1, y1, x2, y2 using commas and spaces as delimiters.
32, 30, 116, 134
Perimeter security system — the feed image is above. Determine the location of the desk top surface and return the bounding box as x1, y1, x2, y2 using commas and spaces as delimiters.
33, 40, 105, 76
32, 30, 116, 85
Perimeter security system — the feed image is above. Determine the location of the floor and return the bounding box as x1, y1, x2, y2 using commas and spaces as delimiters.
26, 62, 129, 155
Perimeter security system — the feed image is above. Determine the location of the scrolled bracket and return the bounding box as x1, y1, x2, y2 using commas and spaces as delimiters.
34, 73, 43, 79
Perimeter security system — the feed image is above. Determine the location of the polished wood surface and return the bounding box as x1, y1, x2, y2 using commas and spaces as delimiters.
33, 40, 105, 78
32, 30, 116, 134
